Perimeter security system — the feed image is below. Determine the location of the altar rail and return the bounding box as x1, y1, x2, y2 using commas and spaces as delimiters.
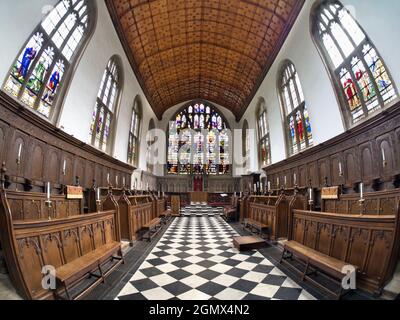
290, 209, 400, 294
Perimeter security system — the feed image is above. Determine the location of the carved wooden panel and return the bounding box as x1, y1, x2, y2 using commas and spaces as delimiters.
360, 143, 375, 182
47, 149, 60, 183
30, 143, 45, 181
291, 210, 398, 293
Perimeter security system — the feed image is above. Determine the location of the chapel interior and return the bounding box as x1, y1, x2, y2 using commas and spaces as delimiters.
0, 0, 399, 301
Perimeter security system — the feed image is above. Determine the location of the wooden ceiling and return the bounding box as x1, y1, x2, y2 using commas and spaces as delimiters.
106, 0, 304, 120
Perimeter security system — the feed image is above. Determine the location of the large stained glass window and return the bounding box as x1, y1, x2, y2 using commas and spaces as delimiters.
146, 119, 156, 173
312, 0, 397, 127
279, 62, 313, 156
128, 97, 142, 165
257, 99, 272, 167
168, 102, 230, 175
90, 57, 121, 153
3, 0, 95, 121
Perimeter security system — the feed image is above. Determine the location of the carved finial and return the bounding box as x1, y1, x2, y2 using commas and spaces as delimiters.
75, 176, 80, 187
0, 162, 6, 188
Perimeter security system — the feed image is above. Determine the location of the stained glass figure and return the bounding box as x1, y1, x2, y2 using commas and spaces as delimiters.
313, 0, 397, 125
3, 0, 93, 120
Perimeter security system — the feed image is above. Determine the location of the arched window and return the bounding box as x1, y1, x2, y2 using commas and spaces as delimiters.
146, 118, 156, 173
257, 99, 272, 166
127, 96, 142, 165
90, 56, 122, 153
167, 101, 230, 175
278, 62, 313, 156
242, 120, 250, 170
311, 0, 397, 127
3, 0, 96, 122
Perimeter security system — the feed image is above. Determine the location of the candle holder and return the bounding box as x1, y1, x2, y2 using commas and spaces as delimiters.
383, 160, 388, 168
96, 200, 102, 213
45, 200, 53, 220
15, 158, 21, 192
308, 199, 314, 212
359, 198, 365, 215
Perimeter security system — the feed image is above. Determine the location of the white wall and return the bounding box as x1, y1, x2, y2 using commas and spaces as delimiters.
0, 0, 157, 169
242, 0, 400, 168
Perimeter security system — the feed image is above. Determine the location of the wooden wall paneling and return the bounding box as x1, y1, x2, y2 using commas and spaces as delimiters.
0, 122, 8, 164
344, 149, 360, 186
7, 131, 29, 178
85, 161, 95, 189
74, 157, 86, 186
299, 165, 307, 187
360, 142, 377, 183
376, 134, 396, 179
330, 154, 342, 187
29, 140, 46, 183
317, 159, 327, 187
46, 147, 60, 184
61, 153, 74, 186
308, 162, 318, 187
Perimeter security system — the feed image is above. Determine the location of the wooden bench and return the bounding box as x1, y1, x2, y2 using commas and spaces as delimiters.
280, 240, 357, 299
142, 218, 162, 242
159, 209, 172, 224
222, 206, 237, 221
54, 241, 124, 300
242, 218, 269, 239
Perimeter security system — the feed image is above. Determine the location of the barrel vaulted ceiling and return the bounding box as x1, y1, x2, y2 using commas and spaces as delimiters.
106, 0, 305, 120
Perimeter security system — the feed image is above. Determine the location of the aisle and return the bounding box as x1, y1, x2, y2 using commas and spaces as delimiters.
116, 216, 315, 300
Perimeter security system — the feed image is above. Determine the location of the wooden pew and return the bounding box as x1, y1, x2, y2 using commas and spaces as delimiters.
142, 218, 162, 242
244, 193, 307, 241
0, 189, 123, 300
118, 194, 153, 244
281, 207, 400, 297
222, 195, 238, 221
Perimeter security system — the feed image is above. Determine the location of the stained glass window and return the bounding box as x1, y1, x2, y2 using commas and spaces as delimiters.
312, 0, 397, 126
279, 62, 313, 156
257, 99, 271, 167
167, 102, 230, 175
242, 120, 251, 170
3, 0, 94, 121
90, 57, 121, 153
128, 97, 142, 165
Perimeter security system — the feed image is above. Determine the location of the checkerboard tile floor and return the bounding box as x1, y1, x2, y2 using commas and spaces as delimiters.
180, 204, 223, 217
116, 216, 315, 300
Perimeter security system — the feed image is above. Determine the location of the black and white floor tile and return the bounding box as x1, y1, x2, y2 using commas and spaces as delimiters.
180, 204, 223, 217
116, 216, 315, 300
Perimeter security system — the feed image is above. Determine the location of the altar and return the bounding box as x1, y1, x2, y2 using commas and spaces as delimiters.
189, 192, 208, 204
